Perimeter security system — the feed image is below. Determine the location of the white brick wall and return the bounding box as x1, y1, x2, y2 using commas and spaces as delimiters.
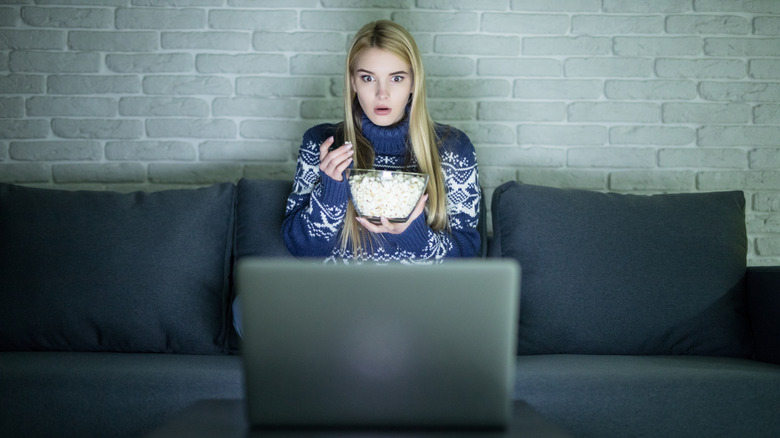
0, 1, 778, 265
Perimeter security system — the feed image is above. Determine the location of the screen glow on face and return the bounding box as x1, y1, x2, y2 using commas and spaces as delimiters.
351, 47, 413, 126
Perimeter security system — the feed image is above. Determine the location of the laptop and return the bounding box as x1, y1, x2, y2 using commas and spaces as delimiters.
236, 258, 520, 431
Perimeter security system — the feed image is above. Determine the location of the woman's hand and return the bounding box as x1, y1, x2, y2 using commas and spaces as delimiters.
356, 193, 428, 235
319, 136, 353, 182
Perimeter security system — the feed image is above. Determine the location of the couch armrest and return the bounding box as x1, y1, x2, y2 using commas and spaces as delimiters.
747, 266, 780, 364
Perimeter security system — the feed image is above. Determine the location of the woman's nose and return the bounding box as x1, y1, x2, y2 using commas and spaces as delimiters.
376, 82, 388, 99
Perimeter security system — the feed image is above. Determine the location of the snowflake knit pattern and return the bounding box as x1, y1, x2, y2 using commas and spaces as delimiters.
282, 114, 481, 263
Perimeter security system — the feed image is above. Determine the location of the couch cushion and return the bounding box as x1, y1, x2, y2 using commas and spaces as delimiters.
490, 182, 751, 357
235, 178, 293, 259
0, 182, 235, 354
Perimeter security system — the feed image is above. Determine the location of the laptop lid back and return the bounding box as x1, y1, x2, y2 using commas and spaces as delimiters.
237, 259, 520, 429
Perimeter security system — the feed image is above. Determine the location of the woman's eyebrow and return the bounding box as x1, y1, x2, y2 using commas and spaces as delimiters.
356, 68, 408, 76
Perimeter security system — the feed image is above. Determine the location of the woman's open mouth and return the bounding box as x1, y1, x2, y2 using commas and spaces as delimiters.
374, 106, 392, 116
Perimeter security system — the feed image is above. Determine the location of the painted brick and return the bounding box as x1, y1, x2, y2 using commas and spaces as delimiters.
749, 148, 780, 169
477, 146, 565, 167
482, 13, 568, 34
197, 54, 288, 74
568, 147, 656, 168
610, 126, 695, 145
213, 97, 298, 118
243, 162, 298, 181
750, 214, 780, 234
290, 55, 344, 76
609, 170, 696, 191
568, 102, 660, 123
754, 193, 780, 212
666, 15, 749, 34
697, 170, 780, 191
572, 15, 663, 35
659, 148, 747, 168
0, 119, 49, 139
565, 57, 653, 78
523, 36, 610, 56
68, 31, 157, 52
700, 81, 780, 102
146, 118, 237, 139
21, 6, 112, 28
435, 35, 519, 56
754, 17, 780, 36
456, 123, 515, 145
750, 59, 780, 80
663, 102, 751, 123
418, 0, 505, 10
478, 102, 565, 122
0, 30, 64, 50
119, 97, 209, 117
135, 0, 223, 5
9, 141, 101, 161
52, 163, 145, 183
211, 9, 297, 30
698, 126, 780, 147
143, 75, 232, 96
427, 79, 511, 98
253, 32, 346, 53
510, 0, 600, 12
704, 37, 780, 56
477, 58, 561, 77
0, 163, 50, 183
756, 237, 780, 257
614, 37, 702, 56
515, 168, 607, 190
236, 77, 330, 98
0, 97, 24, 118
106, 141, 196, 161
695, 0, 780, 14
0, 8, 17, 26
393, 11, 477, 32
300, 99, 343, 120
424, 56, 473, 77
52, 119, 142, 139
107, 54, 194, 73
116, 7, 205, 30
240, 120, 313, 141
514, 79, 602, 99
48, 75, 140, 94
603, 0, 690, 13
605, 80, 697, 100
148, 163, 243, 184
199, 141, 289, 161
10, 51, 100, 73
518, 124, 607, 145
163, 31, 250, 51
0, 74, 44, 94
656, 58, 745, 79
428, 100, 476, 121
27, 97, 117, 117
300, 10, 388, 31
754, 104, 780, 125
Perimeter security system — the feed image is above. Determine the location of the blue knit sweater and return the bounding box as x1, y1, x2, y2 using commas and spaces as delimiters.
281, 114, 481, 263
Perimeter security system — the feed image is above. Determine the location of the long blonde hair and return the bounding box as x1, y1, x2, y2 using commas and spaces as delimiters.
339, 20, 447, 256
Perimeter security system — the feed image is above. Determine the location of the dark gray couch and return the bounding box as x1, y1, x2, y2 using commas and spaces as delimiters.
1, 179, 778, 438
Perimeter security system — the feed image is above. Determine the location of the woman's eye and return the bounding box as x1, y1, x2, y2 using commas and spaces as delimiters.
361, 75, 374, 82
391, 76, 404, 83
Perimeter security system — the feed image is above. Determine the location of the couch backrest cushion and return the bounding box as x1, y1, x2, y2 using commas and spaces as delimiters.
0, 182, 236, 354
490, 182, 752, 357
235, 178, 293, 259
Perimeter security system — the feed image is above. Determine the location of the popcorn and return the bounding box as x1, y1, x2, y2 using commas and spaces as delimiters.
348, 170, 428, 222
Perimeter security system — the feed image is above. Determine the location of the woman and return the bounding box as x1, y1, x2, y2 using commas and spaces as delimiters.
282, 20, 480, 263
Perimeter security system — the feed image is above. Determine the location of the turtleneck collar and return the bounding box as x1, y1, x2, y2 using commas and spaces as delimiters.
360, 112, 409, 156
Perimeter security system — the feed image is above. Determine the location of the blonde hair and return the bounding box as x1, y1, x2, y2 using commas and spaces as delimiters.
339, 20, 448, 257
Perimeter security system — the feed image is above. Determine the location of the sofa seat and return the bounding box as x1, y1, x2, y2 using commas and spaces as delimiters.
514, 354, 780, 438
0, 352, 243, 438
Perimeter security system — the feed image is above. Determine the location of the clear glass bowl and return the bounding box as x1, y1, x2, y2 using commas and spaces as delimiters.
346, 169, 429, 224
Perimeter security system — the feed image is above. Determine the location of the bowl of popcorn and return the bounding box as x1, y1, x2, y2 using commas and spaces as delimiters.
346, 169, 429, 224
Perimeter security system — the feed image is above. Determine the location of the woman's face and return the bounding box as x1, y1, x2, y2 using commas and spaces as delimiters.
351, 47, 413, 126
